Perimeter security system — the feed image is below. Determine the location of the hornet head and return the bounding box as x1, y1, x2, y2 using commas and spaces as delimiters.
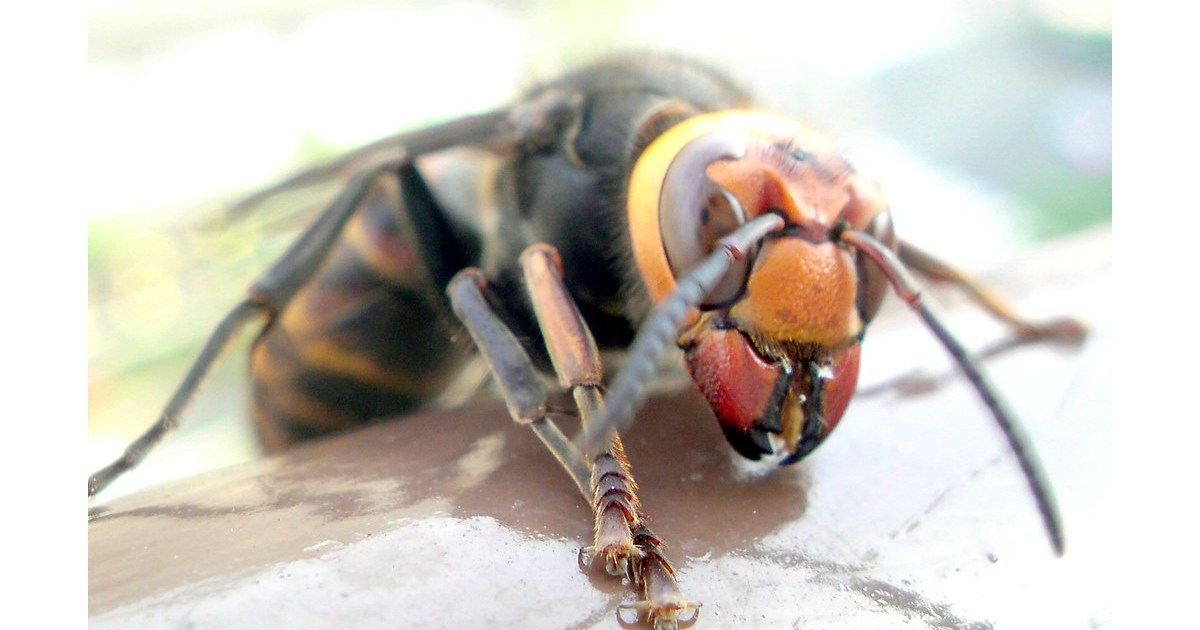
627, 111, 897, 463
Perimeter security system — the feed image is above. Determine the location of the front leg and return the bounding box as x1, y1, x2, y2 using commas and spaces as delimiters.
447, 245, 699, 629
520, 245, 699, 629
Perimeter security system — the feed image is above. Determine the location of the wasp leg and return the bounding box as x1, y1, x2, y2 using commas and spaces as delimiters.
520, 245, 698, 630
89, 160, 403, 499
88, 301, 266, 497
898, 240, 1086, 342
446, 268, 592, 496
447, 249, 698, 630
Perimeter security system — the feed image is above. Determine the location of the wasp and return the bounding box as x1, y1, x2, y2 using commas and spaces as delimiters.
89, 56, 1084, 629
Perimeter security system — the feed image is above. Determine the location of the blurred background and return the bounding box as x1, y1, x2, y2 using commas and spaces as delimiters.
87, 0, 1111, 498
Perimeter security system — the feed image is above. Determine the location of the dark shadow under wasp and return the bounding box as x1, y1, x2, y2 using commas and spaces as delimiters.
89, 57, 1085, 630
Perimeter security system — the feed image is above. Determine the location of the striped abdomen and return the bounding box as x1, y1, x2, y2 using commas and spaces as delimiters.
249, 174, 474, 450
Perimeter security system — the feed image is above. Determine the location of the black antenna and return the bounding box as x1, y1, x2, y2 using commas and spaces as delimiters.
575, 213, 784, 456
838, 227, 1064, 555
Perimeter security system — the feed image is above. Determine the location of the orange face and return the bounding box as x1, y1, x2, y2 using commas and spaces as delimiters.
627, 111, 894, 461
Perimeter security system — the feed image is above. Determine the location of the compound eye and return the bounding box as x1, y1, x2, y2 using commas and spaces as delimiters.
659, 131, 752, 308
836, 177, 895, 323
855, 205, 896, 322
